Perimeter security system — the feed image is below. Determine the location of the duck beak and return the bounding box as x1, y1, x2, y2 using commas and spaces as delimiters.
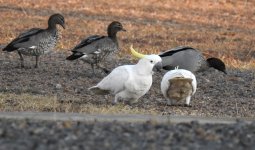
61, 24, 66, 29
153, 62, 162, 72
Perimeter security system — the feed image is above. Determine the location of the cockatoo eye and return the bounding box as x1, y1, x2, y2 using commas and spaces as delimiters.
150, 60, 153, 63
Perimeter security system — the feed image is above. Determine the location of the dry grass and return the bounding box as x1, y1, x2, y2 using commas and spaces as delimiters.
0, 93, 157, 114
0, 0, 254, 69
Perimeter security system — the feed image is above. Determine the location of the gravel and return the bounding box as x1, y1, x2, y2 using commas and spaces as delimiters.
0, 51, 254, 117
0, 118, 255, 150
0, 40, 254, 150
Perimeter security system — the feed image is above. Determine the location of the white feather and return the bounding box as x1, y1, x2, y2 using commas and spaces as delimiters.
29, 46, 37, 49
94, 51, 100, 54
81, 55, 88, 58
94, 49, 102, 54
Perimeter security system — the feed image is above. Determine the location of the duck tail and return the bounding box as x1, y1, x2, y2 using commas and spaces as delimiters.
66, 52, 84, 60
2, 44, 16, 52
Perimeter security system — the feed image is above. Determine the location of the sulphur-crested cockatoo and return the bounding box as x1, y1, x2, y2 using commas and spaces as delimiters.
161, 68, 197, 106
89, 45, 162, 104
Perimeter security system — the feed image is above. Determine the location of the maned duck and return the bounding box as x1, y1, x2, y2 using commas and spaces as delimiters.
159, 46, 227, 74
66, 21, 126, 75
89, 45, 162, 104
161, 68, 197, 106
3, 13, 65, 68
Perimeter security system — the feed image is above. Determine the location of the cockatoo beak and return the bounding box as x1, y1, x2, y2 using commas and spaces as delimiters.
153, 62, 162, 72
130, 45, 145, 58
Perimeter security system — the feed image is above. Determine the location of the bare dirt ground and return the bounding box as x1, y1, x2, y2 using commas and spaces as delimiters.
0, 0, 254, 117
0, 51, 254, 118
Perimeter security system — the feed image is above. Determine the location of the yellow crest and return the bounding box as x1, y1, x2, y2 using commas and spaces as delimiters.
130, 45, 145, 58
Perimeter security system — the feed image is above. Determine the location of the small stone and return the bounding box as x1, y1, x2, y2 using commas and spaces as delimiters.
55, 84, 62, 90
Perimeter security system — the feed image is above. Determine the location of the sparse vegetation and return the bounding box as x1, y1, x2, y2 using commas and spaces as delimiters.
0, 93, 158, 114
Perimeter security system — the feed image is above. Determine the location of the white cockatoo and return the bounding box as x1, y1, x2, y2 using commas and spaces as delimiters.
89, 45, 162, 104
161, 68, 197, 106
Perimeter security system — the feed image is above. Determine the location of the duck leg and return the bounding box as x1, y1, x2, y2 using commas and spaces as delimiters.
35, 56, 39, 68
97, 64, 110, 74
18, 52, 24, 68
91, 64, 95, 75
101, 67, 110, 74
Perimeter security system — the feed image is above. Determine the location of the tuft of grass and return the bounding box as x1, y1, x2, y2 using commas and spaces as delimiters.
0, 93, 58, 112
0, 93, 157, 114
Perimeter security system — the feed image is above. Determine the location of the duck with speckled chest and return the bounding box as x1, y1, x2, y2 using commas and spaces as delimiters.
66, 21, 126, 75
159, 46, 227, 74
2, 14, 65, 68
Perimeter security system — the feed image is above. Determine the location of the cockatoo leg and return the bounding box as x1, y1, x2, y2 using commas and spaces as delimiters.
167, 99, 176, 106
112, 95, 119, 105
128, 98, 139, 105
185, 96, 191, 106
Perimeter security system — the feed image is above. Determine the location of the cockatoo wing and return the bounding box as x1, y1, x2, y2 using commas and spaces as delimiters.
95, 65, 130, 94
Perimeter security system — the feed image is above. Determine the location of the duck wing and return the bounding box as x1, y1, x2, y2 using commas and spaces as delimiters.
3, 28, 44, 52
